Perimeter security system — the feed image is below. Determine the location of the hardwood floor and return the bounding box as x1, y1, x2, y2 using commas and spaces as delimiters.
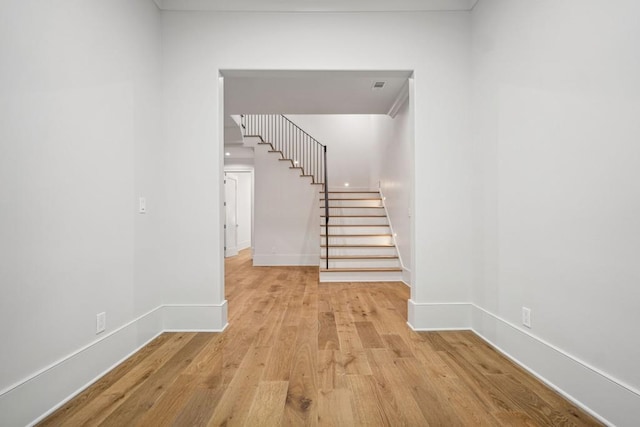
40, 249, 602, 426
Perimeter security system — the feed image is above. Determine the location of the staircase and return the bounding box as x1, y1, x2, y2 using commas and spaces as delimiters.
319, 190, 403, 282
239, 114, 404, 282
240, 114, 326, 186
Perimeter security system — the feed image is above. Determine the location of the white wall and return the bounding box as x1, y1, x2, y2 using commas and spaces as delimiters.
471, 0, 640, 424
0, 0, 164, 424
4, 2, 635, 424
253, 143, 320, 265
224, 157, 254, 169
0, 5, 474, 425
286, 115, 379, 190
161, 9, 474, 317
374, 99, 413, 282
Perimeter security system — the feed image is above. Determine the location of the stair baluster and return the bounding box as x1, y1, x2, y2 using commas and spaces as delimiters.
240, 114, 330, 269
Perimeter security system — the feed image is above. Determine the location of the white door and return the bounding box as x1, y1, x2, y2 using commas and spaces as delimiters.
224, 175, 238, 257
234, 172, 253, 251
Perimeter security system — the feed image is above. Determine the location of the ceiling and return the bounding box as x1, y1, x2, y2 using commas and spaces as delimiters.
154, 0, 478, 12
223, 70, 412, 115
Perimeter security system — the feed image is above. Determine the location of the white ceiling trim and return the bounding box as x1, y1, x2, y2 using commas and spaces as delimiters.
221, 70, 413, 79
387, 81, 410, 118
156, 0, 478, 12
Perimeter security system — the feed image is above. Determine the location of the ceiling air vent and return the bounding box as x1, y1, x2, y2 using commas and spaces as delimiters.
372, 81, 386, 90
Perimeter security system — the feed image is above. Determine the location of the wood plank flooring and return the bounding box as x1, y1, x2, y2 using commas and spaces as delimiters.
40, 249, 602, 426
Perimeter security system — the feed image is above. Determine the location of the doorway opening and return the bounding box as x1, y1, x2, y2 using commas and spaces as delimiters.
224, 169, 254, 258
220, 69, 416, 322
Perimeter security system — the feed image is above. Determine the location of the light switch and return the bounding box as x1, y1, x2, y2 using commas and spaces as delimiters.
139, 197, 146, 214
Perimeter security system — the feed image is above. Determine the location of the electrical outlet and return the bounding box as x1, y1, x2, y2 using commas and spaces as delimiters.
96, 312, 106, 334
522, 307, 531, 328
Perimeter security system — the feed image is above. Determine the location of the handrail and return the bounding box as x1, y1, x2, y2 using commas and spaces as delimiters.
239, 114, 330, 269
323, 145, 328, 269
281, 115, 317, 139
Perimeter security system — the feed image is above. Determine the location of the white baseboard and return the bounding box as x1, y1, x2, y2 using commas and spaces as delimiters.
7, 297, 637, 426
252, 253, 319, 266
406, 300, 640, 425
407, 300, 472, 330
1, 304, 228, 427
164, 302, 228, 331
401, 267, 411, 287
378, 188, 410, 287
471, 304, 638, 427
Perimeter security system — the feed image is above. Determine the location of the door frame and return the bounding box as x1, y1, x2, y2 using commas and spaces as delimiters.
224, 174, 238, 257
218, 69, 416, 320
224, 168, 254, 255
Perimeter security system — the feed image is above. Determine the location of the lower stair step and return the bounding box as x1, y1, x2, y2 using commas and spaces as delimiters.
320, 267, 402, 272
325, 217, 389, 225
321, 244, 395, 247
319, 267, 403, 283
321, 226, 391, 235
323, 246, 397, 256
321, 257, 401, 269
322, 236, 393, 245
320, 255, 398, 259
318, 189, 402, 282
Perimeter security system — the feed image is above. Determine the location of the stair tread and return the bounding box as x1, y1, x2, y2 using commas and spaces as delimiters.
320, 198, 382, 201
321, 244, 395, 247
321, 234, 392, 237
320, 191, 379, 194
321, 215, 386, 217
323, 224, 389, 227
320, 267, 402, 272
320, 255, 399, 259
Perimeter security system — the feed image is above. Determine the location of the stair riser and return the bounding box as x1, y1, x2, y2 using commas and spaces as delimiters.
322, 259, 401, 269
321, 200, 382, 208
319, 270, 403, 283
319, 192, 379, 199
323, 247, 397, 256
325, 217, 389, 225
322, 208, 386, 217
320, 226, 391, 235
321, 236, 393, 245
